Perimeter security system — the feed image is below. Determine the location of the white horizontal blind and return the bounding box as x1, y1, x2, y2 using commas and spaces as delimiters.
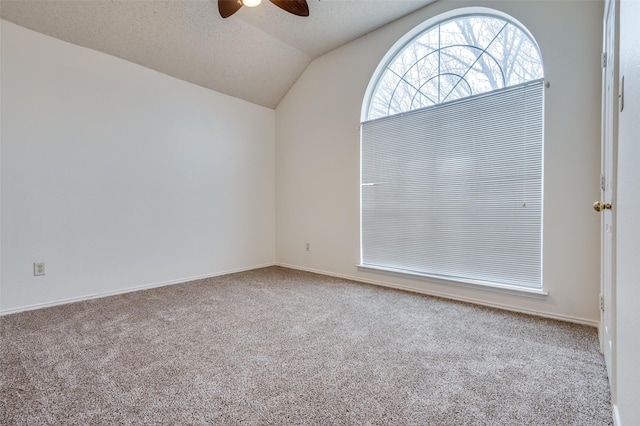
361, 80, 544, 289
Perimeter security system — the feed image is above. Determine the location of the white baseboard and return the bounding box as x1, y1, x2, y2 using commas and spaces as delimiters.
276, 263, 599, 328
613, 404, 621, 426
0, 262, 276, 316
4, 261, 599, 328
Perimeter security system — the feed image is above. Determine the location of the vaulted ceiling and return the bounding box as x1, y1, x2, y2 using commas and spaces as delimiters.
1, 0, 437, 108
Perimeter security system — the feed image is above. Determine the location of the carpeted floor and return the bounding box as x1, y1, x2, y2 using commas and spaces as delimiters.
1, 266, 612, 425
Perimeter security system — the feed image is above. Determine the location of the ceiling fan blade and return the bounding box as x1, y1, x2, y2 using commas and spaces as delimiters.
219, 0, 242, 18
269, 0, 309, 17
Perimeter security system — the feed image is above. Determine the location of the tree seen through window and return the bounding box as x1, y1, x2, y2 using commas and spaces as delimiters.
368, 15, 544, 120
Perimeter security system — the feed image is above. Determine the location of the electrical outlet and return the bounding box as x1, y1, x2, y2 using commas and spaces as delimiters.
306, 243, 310, 252
33, 262, 45, 276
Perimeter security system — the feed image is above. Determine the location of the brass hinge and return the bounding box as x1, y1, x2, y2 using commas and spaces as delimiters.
601, 52, 607, 69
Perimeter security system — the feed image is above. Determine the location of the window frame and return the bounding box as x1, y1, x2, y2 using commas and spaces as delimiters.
362, 8, 543, 121
359, 8, 547, 297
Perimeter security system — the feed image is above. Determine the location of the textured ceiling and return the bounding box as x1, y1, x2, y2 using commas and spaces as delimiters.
1, 0, 437, 108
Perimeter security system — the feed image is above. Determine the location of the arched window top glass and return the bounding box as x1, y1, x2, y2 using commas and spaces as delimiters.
367, 13, 544, 120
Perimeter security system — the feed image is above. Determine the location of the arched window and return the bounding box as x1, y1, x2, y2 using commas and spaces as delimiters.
360, 10, 545, 292
367, 13, 544, 120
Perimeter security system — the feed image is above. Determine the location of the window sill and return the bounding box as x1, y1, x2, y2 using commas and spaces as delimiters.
356, 264, 548, 300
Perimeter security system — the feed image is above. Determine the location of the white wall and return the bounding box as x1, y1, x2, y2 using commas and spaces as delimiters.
615, 0, 640, 423
276, 0, 603, 324
1, 21, 276, 313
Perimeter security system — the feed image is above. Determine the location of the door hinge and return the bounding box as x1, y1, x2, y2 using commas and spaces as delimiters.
601, 52, 607, 69
599, 295, 605, 311
601, 174, 606, 191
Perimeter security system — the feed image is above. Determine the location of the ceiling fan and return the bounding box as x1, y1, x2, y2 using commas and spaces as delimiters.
218, 0, 309, 18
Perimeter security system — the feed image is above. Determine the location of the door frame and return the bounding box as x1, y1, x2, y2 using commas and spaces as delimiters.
600, 0, 618, 398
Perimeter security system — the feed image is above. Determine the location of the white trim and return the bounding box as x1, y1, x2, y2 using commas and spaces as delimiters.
613, 404, 621, 426
361, 6, 544, 121
3, 261, 597, 328
277, 262, 598, 327
0, 262, 276, 316
357, 264, 548, 299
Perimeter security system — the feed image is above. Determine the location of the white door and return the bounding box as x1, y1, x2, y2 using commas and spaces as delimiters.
599, 0, 618, 383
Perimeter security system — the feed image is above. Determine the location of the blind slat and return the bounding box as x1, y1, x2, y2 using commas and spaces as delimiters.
361, 81, 544, 289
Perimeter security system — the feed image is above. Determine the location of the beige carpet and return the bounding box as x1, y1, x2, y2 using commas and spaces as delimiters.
1, 266, 612, 425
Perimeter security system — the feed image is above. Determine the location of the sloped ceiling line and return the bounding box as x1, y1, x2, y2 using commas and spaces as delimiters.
1, 0, 437, 108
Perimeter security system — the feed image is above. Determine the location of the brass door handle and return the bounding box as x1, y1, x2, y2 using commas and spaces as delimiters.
593, 201, 612, 212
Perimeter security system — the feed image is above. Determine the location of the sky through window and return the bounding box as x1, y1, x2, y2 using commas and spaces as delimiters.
368, 15, 544, 120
